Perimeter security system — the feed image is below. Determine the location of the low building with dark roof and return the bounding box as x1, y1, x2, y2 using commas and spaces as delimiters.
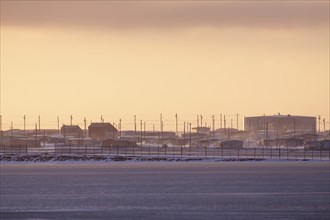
61, 125, 83, 138
88, 123, 118, 140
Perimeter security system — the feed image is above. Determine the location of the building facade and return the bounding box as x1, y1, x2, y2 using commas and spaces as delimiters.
244, 115, 316, 135
88, 123, 118, 140
61, 125, 83, 138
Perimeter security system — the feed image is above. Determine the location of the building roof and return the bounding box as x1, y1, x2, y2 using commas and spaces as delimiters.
245, 115, 316, 119
61, 125, 82, 129
89, 122, 115, 128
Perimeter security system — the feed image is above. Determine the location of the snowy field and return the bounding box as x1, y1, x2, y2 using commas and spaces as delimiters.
1, 162, 329, 219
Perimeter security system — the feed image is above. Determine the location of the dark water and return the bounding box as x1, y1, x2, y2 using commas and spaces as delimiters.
1, 161, 329, 219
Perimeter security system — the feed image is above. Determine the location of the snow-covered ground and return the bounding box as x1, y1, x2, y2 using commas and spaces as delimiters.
1, 153, 329, 163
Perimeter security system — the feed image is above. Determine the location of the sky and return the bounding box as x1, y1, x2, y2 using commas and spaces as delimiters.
0, 1, 329, 131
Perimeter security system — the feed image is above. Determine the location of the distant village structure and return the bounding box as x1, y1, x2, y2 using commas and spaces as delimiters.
244, 115, 316, 135
0, 114, 328, 150
61, 125, 83, 138
88, 123, 118, 140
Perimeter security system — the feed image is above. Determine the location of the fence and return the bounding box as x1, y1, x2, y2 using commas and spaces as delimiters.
0, 144, 329, 161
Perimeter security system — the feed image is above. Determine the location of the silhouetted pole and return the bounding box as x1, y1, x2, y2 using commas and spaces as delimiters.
160, 114, 164, 146
0, 115, 2, 146
247, 119, 250, 147
224, 115, 226, 131
318, 115, 321, 132
220, 113, 222, 129
57, 116, 60, 134
119, 118, 122, 138
84, 117, 87, 138
266, 122, 269, 148
263, 114, 266, 145
35, 123, 38, 147
197, 115, 199, 128
293, 118, 296, 137
140, 120, 143, 146
175, 113, 178, 137
200, 115, 203, 128
23, 115, 26, 134
134, 115, 136, 137
38, 115, 41, 133
189, 122, 192, 147
70, 115, 73, 126
323, 118, 326, 132
183, 122, 186, 147
144, 121, 146, 143
212, 115, 215, 137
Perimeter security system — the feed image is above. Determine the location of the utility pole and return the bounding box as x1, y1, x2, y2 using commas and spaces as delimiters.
293, 118, 296, 137
119, 118, 122, 138
35, 123, 38, 147
265, 122, 269, 148
197, 115, 199, 128
212, 115, 215, 137
200, 115, 203, 128
144, 121, 146, 143
183, 122, 186, 147
220, 113, 222, 129
43, 130, 46, 147
0, 115, 2, 146
134, 115, 136, 137
38, 115, 41, 133
23, 115, 26, 134
57, 116, 60, 134
70, 115, 73, 126
263, 114, 266, 143
189, 122, 192, 148
175, 113, 178, 137
318, 115, 321, 132
224, 115, 226, 130
323, 118, 326, 132
84, 117, 87, 138
160, 114, 163, 146
140, 120, 143, 147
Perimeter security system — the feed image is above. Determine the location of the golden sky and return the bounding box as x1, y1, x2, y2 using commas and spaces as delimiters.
0, 1, 329, 130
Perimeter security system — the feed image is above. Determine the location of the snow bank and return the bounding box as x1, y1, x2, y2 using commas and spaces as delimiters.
1, 153, 326, 163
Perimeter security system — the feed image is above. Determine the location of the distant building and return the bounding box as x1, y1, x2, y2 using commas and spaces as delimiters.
10, 138, 41, 148
61, 125, 83, 138
102, 139, 137, 147
244, 115, 316, 135
264, 137, 304, 147
192, 127, 211, 134
220, 140, 243, 149
88, 123, 118, 140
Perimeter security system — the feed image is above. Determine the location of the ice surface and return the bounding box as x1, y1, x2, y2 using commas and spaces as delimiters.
1, 162, 329, 219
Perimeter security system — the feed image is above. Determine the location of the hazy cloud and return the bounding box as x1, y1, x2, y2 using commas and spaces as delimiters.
1, 1, 329, 30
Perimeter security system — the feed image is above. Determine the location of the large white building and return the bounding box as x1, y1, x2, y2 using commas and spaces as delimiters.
244, 115, 316, 135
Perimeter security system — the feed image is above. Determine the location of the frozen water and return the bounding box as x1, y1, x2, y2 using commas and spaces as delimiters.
1, 162, 329, 219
